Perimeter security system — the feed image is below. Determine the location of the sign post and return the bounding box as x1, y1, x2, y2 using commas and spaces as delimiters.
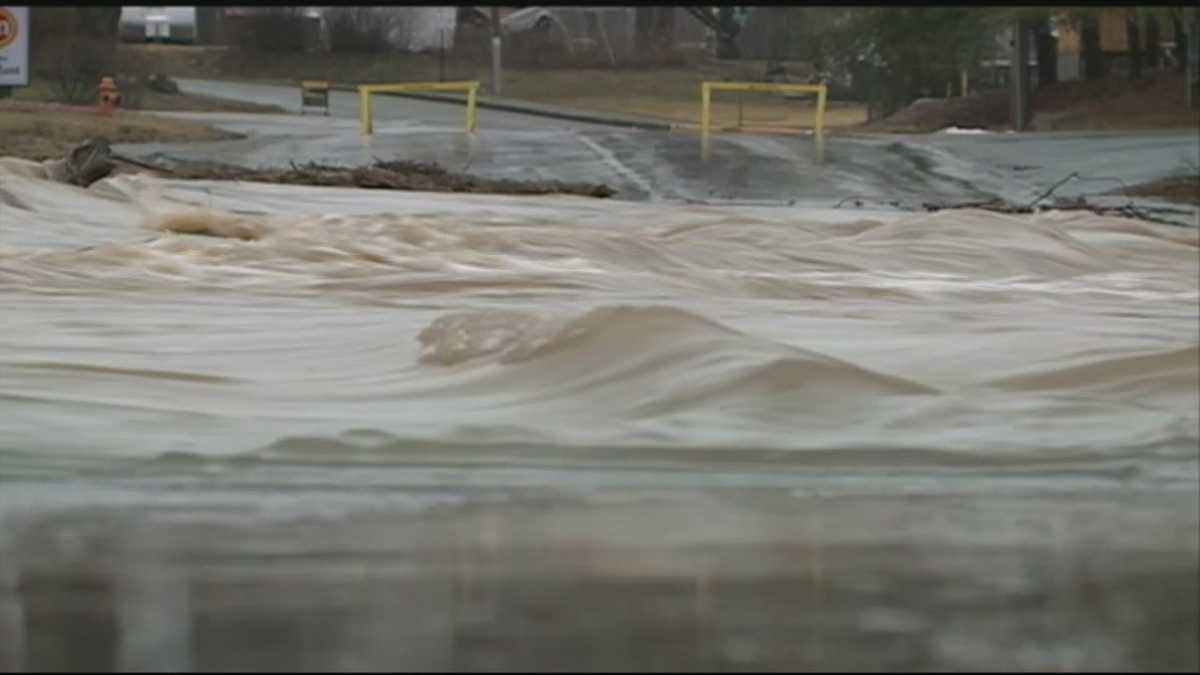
0, 6, 30, 95
1188, 7, 1198, 110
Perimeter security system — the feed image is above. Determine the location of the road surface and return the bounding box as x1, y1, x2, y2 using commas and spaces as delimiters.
112, 78, 1197, 222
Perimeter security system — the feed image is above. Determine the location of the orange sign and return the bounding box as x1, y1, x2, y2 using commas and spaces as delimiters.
0, 8, 17, 50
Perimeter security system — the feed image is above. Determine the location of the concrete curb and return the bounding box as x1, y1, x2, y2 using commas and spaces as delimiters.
328, 83, 673, 132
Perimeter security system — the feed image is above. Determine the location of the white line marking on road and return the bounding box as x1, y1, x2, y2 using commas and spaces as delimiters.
575, 133, 660, 201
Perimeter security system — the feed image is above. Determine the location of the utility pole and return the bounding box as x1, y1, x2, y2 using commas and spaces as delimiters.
1188, 7, 1199, 109
1010, 19, 1032, 131
490, 7, 502, 96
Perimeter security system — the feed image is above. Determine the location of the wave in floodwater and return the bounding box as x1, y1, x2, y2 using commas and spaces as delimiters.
0, 171, 1197, 477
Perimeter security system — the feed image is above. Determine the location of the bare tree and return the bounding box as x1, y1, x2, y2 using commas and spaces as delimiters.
325, 8, 400, 54
683, 7, 743, 59
234, 8, 309, 53
30, 8, 125, 104
1127, 11, 1143, 81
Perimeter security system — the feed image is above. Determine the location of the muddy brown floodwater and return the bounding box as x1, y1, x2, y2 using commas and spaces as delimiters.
0, 168, 1197, 671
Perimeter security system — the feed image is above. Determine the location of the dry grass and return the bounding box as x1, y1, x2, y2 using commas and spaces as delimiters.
1032, 70, 1200, 131
1123, 174, 1200, 205
0, 101, 238, 161
867, 69, 1200, 134
11, 79, 286, 115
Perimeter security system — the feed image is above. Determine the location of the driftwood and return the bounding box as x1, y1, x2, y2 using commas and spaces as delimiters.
834, 170, 1198, 228
41, 137, 617, 199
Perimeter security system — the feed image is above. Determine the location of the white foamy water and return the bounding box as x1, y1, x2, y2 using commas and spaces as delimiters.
2, 161, 1199, 672
0, 170, 1197, 485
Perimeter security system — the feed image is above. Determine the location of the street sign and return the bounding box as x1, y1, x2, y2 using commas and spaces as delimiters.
0, 6, 29, 87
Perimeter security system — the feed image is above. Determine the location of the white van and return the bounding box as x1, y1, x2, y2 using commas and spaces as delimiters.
119, 6, 197, 44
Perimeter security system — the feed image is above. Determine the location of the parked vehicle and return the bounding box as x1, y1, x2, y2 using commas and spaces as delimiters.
119, 7, 197, 44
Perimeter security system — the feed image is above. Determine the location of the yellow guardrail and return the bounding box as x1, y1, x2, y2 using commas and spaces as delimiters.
358, 81, 480, 136
699, 81, 828, 137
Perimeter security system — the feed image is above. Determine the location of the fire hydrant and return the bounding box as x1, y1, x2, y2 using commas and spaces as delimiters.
97, 76, 120, 116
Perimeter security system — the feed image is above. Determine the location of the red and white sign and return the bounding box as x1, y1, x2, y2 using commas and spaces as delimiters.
0, 6, 29, 87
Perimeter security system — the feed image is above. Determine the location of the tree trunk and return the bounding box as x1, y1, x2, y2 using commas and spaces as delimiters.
1034, 22, 1058, 87
1127, 16, 1143, 81
652, 7, 676, 55
74, 7, 122, 39
1174, 16, 1188, 74
1082, 21, 1105, 80
1146, 14, 1161, 68
768, 6, 795, 63
634, 7, 655, 60
715, 7, 740, 59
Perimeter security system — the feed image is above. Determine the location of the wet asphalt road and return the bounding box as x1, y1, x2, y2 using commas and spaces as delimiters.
114, 78, 1199, 221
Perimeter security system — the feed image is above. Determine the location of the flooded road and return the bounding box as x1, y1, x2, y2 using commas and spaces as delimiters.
121, 78, 1199, 220
1, 162, 1197, 669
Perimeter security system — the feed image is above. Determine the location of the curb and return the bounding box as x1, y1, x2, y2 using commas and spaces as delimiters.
670, 123, 817, 136
328, 83, 673, 132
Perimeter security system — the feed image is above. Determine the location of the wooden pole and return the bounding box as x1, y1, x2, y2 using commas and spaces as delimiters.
490, 8, 502, 95
1011, 20, 1032, 131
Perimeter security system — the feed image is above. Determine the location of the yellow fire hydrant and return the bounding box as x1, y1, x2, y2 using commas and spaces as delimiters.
97, 76, 120, 115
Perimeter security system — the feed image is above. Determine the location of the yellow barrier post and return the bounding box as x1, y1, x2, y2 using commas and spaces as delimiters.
359, 87, 372, 136
815, 85, 827, 137
700, 83, 712, 160
359, 81, 481, 136
466, 82, 478, 133
700, 81, 828, 134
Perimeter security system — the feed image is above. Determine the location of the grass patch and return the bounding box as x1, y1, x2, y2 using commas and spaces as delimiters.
120, 44, 867, 129
866, 69, 1200, 134
0, 101, 238, 161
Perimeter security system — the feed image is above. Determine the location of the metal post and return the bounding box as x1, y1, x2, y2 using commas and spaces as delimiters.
359, 87, 372, 135
490, 8, 502, 96
814, 85, 827, 138
1011, 20, 1031, 131
466, 83, 478, 133
439, 30, 446, 82
700, 82, 711, 161
1188, 8, 1199, 109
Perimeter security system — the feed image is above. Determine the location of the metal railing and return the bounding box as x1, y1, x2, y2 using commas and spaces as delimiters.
358, 81, 481, 135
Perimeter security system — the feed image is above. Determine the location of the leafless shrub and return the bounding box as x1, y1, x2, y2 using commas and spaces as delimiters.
38, 38, 116, 104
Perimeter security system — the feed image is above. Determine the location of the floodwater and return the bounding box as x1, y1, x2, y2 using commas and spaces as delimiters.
1, 169, 1198, 671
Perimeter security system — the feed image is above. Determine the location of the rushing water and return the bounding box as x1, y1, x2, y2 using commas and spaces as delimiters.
1, 169, 1197, 670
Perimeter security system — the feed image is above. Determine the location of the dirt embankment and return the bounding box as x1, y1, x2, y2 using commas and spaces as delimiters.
10, 72, 287, 116
863, 70, 1200, 133
164, 160, 617, 199
1121, 175, 1200, 206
